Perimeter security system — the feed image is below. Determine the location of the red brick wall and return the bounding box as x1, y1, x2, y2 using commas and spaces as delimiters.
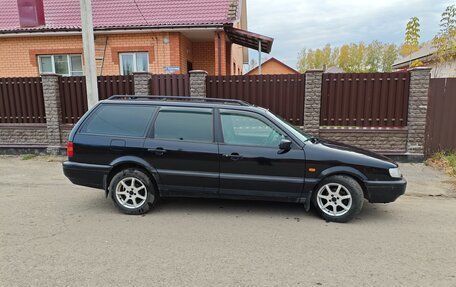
179, 34, 193, 74
193, 41, 215, 75
0, 30, 243, 77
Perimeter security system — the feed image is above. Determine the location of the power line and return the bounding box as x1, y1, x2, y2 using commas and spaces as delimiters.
132, 0, 149, 25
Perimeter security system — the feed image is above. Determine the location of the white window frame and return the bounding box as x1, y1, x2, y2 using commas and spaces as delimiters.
37, 54, 83, 76
119, 52, 149, 75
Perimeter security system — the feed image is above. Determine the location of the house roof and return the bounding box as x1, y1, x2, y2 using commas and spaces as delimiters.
324, 66, 345, 73
0, 0, 239, 33
393, 42, 437, 68
246, 57, 300, 75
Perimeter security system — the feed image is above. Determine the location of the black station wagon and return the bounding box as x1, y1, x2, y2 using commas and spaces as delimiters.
63, 96, 406, 223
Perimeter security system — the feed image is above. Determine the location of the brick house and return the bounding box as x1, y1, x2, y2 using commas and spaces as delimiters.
245, 57, 300, 75
0, 0, 272, 77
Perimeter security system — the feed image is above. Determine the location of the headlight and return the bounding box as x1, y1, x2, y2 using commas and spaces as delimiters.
389, 168, 402, 178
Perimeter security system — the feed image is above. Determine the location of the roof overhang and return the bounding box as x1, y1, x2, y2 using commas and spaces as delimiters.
224, 26, 273, 53
0, 24, 226, 36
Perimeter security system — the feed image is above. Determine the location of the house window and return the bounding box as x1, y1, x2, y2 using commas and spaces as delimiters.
38, 55, 83, 76
119, 52, 149, 75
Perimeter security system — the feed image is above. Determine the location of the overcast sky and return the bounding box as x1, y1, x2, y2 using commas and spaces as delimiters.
246, 0, 454, 69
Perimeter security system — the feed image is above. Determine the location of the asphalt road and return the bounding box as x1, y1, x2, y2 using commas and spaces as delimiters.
1, 156, 455, 287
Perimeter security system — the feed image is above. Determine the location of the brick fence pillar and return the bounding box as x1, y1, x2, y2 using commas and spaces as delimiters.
304, 70, 324, 136
41, 74, 63, 154
407, 67, 431, 157
189, 70, 208, 98
133, 72, 152, 95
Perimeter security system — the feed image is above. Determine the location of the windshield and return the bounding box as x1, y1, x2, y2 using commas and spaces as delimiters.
266, 110, 312, 143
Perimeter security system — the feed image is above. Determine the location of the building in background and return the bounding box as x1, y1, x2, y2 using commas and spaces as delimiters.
392, 42, 456, 78
0, 0, 273, 77
245, 58, 300, 75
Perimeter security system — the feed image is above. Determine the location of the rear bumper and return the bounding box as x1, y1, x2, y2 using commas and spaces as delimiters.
63, 161, 111, 189
365, 178, 407, 203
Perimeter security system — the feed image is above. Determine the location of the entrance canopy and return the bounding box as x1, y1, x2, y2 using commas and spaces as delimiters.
224, 27, 273, 53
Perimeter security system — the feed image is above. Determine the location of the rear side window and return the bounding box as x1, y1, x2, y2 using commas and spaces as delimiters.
81, 104, 156, 137
154, 107, 213, 142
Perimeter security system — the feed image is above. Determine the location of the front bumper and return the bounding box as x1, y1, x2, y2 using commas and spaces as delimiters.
364, 178, 407, 203
63, 161, 111, 189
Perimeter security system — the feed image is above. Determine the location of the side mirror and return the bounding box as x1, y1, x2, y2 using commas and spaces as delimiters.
279, 139, 292, 151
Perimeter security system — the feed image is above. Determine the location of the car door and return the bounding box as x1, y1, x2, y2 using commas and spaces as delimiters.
218, 109, 306, 201
143, 106, 219, 197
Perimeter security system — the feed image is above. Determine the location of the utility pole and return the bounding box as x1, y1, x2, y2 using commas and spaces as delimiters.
258, 40, 262, 75
80, 0, 98, 108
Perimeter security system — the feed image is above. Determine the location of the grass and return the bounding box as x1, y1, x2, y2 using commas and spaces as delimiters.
21, 154, 37, 160
426, 151, 456, 176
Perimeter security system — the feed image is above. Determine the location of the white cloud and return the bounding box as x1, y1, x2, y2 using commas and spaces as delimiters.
246, 0, 453, 68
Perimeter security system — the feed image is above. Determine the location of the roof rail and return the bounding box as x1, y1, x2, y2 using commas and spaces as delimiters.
107, 95, 250, 106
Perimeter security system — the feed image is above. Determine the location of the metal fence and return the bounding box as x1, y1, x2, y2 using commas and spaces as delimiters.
98, 75, 134, 100
149, 74, 190, 96
425, 78, 456, 155
0, 77, 46, 124
206, 74, 306, 125
320, 73, 410, 127
59, 75, 134, 124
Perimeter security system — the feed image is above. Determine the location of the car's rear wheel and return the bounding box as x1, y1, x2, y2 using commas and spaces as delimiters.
109, 168, 156, 215
312, 175, 363, 223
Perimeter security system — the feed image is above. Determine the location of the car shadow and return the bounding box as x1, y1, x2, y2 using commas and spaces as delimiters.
78, 193, 396, 223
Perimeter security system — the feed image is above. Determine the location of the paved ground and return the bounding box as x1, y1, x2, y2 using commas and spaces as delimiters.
0, 156, 456, 287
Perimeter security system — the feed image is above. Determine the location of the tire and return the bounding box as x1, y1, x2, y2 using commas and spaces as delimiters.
109, 168, 156, 215
312, 175, 364, 223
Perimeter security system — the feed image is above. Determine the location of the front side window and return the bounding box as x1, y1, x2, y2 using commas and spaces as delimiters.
120, 52, 149, 75
220, 112, 285, 147
38, 55, 83, 76
154, 108, 213, 142
82, 105, 156, 137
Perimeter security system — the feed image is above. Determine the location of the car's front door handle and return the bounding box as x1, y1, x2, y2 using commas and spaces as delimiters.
148, 147, 167, 156
223, 153, 243, 161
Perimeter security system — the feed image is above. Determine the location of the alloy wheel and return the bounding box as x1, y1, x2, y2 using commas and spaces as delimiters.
316, 183, 353, 217
115, 177, 148, 209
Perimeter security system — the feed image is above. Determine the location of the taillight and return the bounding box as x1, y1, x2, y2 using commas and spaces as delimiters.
67, 141, 74, 157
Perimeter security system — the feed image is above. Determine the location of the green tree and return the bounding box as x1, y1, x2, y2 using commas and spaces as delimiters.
365, 41, 383, 72
298, 41, 398, 72
297, 44, 338, 71
401, 17, 421, 67
338, 44, 350, 71
433, 4, 456, 63
381, 44, 398, 72
348, 43, 366, 72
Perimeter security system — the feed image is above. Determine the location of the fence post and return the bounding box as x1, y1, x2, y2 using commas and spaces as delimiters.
304, 70, 324, 136
133, 72, 152, 95
41, 73, 63, 154
407, 67, 431, 158
189, 70, 208, 98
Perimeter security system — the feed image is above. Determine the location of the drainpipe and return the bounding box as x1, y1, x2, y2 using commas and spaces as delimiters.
217, 32, 222, 75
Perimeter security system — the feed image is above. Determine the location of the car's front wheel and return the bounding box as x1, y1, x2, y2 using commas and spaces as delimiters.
109, 168, 156, 215
312, 175, 364, 223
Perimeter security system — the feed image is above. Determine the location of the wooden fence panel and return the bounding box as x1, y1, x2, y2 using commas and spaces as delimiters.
425, 78, 456, 155
320, 72, 410, 127
149, 74, 190, 96
0, 77, 46, 124
206, 74, 306, 125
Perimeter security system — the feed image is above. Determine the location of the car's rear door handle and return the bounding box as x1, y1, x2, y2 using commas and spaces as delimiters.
148, 147, 167, 156
223, 152, 243, 161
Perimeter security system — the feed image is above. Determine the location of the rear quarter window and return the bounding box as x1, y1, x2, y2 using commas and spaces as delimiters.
81, 104, 156, 137
154, 107, 213, 142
